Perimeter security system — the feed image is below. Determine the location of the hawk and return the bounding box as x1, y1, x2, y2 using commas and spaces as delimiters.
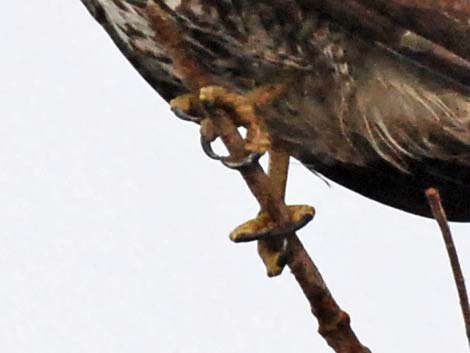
80, 0, 470, 223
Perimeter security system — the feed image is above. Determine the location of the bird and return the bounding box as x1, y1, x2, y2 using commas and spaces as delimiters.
79, 0, 470, 224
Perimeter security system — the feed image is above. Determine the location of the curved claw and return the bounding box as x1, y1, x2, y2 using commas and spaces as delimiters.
221, 152, 263, 169
200, 135, 224, 161
171, 107, 201, 123
201, 135, 263, 168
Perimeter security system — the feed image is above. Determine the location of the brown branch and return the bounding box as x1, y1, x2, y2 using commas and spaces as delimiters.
212, 109, 370, 353
426, 188, 470, 347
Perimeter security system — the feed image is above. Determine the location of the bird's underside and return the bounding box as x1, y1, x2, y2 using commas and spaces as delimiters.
81, 0, 470, 221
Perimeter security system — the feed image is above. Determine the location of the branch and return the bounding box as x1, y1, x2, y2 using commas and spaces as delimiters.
426, 188, 470, 347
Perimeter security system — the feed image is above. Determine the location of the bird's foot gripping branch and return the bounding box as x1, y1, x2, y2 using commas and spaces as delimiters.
171, 85, 315, 276
171, 84, 283, 168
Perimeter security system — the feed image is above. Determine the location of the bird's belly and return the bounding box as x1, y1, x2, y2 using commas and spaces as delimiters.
263, 47, 470, 222
300, 157, 470, 222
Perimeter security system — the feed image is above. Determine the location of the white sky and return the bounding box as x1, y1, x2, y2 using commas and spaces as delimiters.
2, 2, 470, 352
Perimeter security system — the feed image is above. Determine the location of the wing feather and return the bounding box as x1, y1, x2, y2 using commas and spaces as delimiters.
81, 0, 187, 100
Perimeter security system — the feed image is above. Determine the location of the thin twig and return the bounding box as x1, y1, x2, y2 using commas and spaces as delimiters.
426, 187, 470, 347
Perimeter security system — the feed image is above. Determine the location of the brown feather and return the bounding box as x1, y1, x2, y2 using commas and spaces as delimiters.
80, 0, 470, 220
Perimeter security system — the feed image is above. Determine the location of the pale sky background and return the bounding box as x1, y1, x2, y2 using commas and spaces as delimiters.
2, 2, 470, 353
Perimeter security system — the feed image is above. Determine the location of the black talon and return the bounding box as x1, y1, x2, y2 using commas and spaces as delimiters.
171, 107, 201, 123
200, 136, 224, 161
200, 137, 262, 169
267, 212, 314, 238
231, 216, 313, 243
222, 152, 262, 169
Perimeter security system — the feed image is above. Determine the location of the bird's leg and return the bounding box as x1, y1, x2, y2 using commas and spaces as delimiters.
257, 149, 292, 276
197, 85, 314, 243
230, 148, 314, 276
171, 85, 314, 276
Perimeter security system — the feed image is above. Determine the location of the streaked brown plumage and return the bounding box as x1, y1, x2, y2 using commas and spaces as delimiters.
81, 0, 470, 220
